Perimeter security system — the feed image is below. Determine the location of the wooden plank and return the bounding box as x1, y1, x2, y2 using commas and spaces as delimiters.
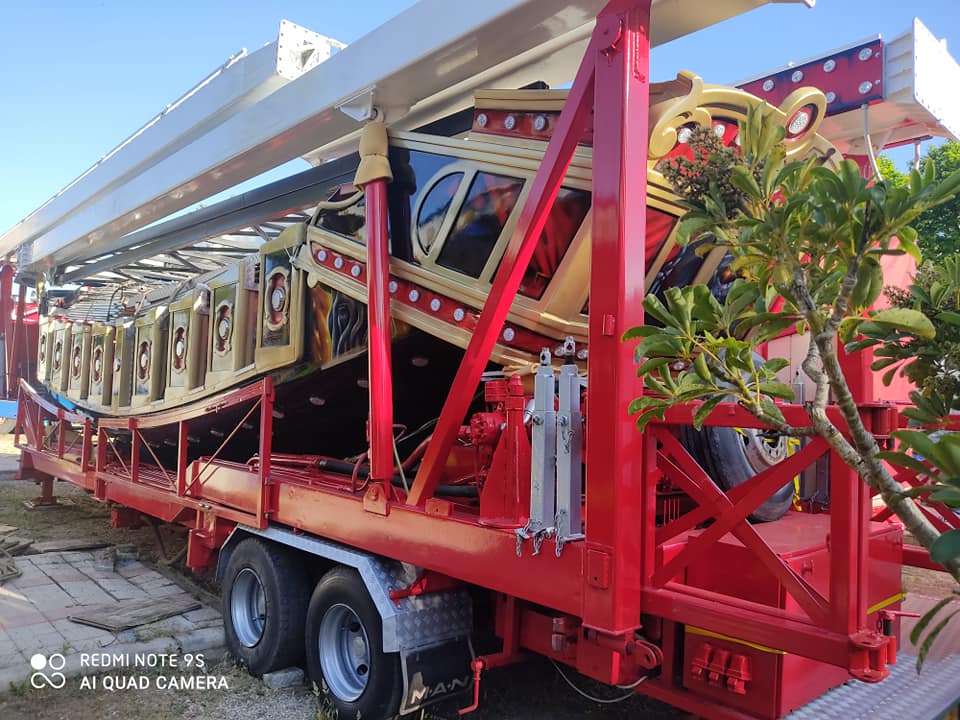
0, 556, 19, 584
0, 536, 34, 556
32, 539, 111, 553
68, 595, 201, 632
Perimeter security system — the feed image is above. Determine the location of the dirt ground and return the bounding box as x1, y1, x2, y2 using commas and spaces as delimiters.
0, 433, 955, 720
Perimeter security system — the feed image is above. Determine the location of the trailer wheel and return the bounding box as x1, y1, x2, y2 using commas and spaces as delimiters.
306, 567, 402, 720
683, 425, 795, 522
222, 537, 310, 675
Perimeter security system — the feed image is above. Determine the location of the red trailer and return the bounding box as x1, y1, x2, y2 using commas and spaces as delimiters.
4, 2, 960, 719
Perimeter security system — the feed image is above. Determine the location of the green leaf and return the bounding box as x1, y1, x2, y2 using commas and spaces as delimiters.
758, 397, 786, 426
930, 529, 960, 564
936, 311, 960, 327
870, 356, 900, 371
910, 595, 956, 647
693, 396, 725, 430
844, 338, 880, 354
691, 284, 724, 324
644, 375, 670, 396
761, 357, 790, 375
627, 396, 667, 415
635, 406, 668, 433
693, 353, 712, 382
851, 257, 884, 309
881, 366, 898, 386
730, 165, 763, 201
893, 430, 960, 478
758, 381, 796, 400
677, 213, 717, 244
876, 450, 931, 477
929, 487, 960, 505
635, 356, 671, 377
643, 294, 679, 328
622, 325, 660, 341
839, 317, 865, 345
869, 308, 936, 340
916, 607, 960, 671
897, 225, 918, 244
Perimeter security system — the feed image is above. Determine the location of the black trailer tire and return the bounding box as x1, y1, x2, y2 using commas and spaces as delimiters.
222, 537, 310, 675
305, 566, 403, 720
682, 425, 795, 522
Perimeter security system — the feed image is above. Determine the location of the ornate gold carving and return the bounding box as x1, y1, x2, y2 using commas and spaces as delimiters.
648, 71, 837, 173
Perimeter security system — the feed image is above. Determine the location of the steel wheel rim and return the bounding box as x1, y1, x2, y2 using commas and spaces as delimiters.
741, 427, 788, 468
319, 603, 371, 701
232, 568, 267, 647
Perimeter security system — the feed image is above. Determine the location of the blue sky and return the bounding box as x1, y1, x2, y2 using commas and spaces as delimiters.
0, 0, 957, 234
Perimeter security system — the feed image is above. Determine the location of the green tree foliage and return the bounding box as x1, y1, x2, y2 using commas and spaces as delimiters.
916, 143, 960, 262
626, 104, 960, 663
879, 142, 960, 262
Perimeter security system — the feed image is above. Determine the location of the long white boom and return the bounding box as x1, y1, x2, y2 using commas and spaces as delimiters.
1, 0, 809, 279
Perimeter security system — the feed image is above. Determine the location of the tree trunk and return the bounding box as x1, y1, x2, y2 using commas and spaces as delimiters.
812, 329, 960, 581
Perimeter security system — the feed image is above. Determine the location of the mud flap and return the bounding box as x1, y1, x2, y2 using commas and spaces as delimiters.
400, 636, 474, 715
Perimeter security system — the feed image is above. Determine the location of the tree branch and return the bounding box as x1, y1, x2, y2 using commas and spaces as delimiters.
792, 275, 960, 580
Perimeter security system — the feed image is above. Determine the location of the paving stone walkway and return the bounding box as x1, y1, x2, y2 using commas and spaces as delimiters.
0, 550, 224, 689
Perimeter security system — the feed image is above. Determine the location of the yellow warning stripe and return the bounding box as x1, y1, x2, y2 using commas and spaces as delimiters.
867, 593, 906, 615
686, 593, 906, 659
686, 626, 787, 655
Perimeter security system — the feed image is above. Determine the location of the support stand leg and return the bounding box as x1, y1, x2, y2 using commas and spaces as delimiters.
24, 475, 62, 509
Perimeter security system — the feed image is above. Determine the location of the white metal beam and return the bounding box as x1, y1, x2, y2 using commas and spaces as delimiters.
3, 0, 808, 279
2, 21, 342, 269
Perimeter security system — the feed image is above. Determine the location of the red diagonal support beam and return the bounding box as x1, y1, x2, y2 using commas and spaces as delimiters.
406, 14, 604, 507
656, 432, 829, 544
653, 427, 831, 624
652, 427, 828, 622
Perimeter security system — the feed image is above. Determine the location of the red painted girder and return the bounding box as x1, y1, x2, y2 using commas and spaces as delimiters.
274, 480, 585, 617
99, 469, 257, 527
364, 179, 394, 484
406, 18, 603, 507
643, 585, 864, 669
19, 449, 95, 491
654, 399, 897, 434
829, 452, 870, 634
98, 477, 202, 525
903, 544, 949, 572
581, 1, 652, 634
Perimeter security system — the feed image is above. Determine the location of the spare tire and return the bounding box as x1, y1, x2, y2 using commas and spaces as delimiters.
682, 425, 795, 522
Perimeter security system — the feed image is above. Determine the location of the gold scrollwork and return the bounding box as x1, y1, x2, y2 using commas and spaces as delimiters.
648, 71, 837, 178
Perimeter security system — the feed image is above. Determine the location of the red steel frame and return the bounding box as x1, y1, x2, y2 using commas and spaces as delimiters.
10, 2, 942, 717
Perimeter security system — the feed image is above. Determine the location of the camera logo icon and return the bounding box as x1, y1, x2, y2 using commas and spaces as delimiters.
30, 653, 66, 689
